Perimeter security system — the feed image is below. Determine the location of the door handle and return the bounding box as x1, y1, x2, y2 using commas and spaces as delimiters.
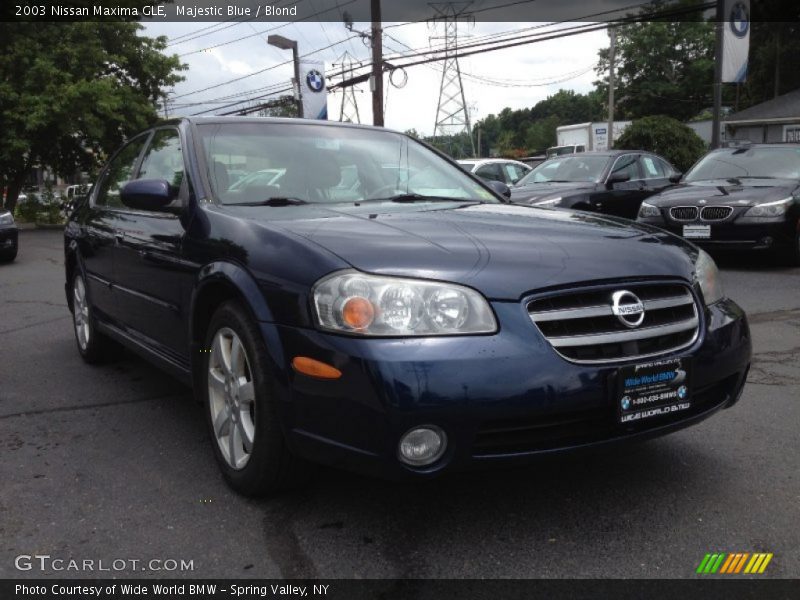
114, 231, 124, 243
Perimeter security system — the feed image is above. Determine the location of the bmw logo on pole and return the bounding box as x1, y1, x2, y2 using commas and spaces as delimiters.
621, 396, 632, 411
306, 69, 325, 93
729, 1, 749, 38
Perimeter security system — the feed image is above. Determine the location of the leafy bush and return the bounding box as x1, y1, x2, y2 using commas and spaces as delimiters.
15, 193, 41, 222
615, 116, 708, 172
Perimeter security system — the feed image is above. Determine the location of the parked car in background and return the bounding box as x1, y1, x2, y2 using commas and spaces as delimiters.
457, 158, 531, 186
0, 209, 19, 262
510, 151, 680, 220
64, 117, 750, 496
637, 143, 800, 265
546, 144, 585, 158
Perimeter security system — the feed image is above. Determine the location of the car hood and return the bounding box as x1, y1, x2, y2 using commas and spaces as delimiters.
510, 181, 596, 204
233, 202, 697, 300
647, 179, 798, 207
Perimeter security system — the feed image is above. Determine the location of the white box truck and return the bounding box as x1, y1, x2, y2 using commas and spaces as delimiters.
548, 121, 632, 157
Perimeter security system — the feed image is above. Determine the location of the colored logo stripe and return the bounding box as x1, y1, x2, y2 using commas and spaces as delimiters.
697, 553, 773, 574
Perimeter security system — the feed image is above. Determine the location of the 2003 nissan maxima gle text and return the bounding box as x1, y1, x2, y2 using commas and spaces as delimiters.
64, 117, 752, 496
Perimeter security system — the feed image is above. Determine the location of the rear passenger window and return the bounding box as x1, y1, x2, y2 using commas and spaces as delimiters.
95, 135, 149, 207
641, 156, 666, 179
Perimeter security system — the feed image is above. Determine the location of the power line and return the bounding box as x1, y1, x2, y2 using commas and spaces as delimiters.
178, 0, 357, 58
171, 34, 360, 100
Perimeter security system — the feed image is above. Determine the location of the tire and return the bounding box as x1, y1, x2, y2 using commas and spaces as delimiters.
201, 301, 310, 496
784, 230, 800, 267
71, 271, 116, 363
0, 248, 16, 263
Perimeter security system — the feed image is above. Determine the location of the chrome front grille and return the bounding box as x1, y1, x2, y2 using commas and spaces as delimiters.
700, 206, 733, 221
527, 283, 700, 363
669, 206, 699, 221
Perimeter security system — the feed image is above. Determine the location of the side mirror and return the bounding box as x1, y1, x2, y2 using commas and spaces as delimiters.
486, 179, 511, 199
606, 171, 630, 189
669, 173, 683, 184
120, 179, 177, 211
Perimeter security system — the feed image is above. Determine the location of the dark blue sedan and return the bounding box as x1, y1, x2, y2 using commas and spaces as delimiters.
64, 117, 751, 495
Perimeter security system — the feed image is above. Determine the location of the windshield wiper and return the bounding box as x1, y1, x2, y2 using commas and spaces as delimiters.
371, 194, 480, 203
225, 197, 309, 207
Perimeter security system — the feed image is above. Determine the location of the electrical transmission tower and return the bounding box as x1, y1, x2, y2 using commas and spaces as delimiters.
430, 2, 475, 157
333, 51, 362, 123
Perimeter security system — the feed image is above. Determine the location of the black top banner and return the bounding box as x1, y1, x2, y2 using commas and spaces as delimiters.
2, 0, 799, 23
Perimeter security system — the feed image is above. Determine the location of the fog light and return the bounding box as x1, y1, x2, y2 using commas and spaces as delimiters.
398, 426, 446, 466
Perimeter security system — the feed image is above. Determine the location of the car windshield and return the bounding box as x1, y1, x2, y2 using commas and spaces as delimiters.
684, 147, 800, 182
517, 155, 609, 184
197, 122, 498, 205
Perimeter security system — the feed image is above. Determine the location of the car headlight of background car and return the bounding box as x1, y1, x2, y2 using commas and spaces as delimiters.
740, 197, 793, 219
312, 271, 497, 336
531, 197, 561, 207
694, 249, 724, 305
638, 201, 661, 218
0, 212, 15, 226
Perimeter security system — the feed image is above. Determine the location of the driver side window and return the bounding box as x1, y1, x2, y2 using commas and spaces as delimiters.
610, 155, 640, 181
95, 135, 149, 208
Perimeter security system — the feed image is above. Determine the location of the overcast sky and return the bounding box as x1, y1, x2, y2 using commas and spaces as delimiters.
142, 20, 609, 135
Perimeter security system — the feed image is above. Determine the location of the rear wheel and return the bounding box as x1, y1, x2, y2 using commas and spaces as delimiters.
71, 272, 116, 363
201, 301, 310, 496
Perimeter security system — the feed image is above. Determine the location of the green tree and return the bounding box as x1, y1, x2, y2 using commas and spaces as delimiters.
0, 21, 185, 211
615, 116, 706, 171
595, 1, 716, 121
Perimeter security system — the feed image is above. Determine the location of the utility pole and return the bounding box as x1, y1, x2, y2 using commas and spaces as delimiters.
607, 27, 616, 151
476, 126, 481, 158
711, 0, 724, 149
370, 0, 384, 126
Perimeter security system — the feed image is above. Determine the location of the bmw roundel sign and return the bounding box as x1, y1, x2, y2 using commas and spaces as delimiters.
729, 1, 749, 38
306, 69, 325, 93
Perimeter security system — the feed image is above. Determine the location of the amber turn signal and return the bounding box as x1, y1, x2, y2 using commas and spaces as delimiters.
292, 356, 342, 380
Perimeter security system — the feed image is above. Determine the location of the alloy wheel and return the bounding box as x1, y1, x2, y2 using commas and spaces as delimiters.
73, 275, 90, 350
207, 327, 256, 470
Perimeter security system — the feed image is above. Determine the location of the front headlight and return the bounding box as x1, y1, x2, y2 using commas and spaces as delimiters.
742, 197, 793, 218
694, 249, 724, 305
312, 271, 497, 336
638, 201, 661, 218
531, 197, 561, 207
0, 212, 14, 225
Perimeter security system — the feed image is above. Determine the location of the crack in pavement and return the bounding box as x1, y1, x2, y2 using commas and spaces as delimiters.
0, 393, 189, 420
4, 299, 66, 308
0, 315, 70, 335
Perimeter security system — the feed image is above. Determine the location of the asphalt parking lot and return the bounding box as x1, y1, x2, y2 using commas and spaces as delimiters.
1, 229, 799, 579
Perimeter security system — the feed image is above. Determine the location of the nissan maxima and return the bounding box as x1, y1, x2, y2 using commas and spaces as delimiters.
637, 143, 800, 266
64, 118, 751, 495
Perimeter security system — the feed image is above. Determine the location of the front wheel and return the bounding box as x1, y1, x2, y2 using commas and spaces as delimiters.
71, 272, 115, 363
201, 301, 309, 496
0, 248, 16, 263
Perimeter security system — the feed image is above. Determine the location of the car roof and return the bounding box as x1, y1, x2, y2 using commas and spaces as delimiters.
177, 115, 406, 136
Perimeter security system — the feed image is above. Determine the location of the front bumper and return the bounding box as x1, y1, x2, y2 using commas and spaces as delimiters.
265, 297, 751, 479
639, 217, 796, 251
0, 226, 18, 251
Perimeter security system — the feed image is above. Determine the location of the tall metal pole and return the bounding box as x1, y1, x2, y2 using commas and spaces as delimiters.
607, 27, 616, 151
370, 0, 384, 126
711, 0, 724, 148
292, 44, 303, 119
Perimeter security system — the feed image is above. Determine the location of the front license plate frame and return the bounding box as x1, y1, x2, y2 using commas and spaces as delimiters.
616, 358, 692, 425
683, 224, 711, 239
